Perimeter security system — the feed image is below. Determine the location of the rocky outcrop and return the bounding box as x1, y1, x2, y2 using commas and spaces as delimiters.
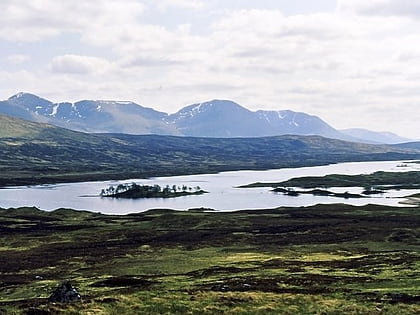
49, 281, 81, 303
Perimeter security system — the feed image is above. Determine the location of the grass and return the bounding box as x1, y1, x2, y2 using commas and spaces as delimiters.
0, 204, 419, 314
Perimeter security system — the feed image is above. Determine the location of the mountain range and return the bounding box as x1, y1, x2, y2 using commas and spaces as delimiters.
0, 92, 411, 144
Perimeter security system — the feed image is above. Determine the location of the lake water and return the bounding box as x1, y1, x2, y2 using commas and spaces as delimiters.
1, 160, 419, 214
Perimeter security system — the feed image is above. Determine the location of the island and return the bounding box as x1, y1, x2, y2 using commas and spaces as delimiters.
100, 183, 207, 199
240, 171, 420, 190
272, 187, 367, 199
238, 170, 420, 200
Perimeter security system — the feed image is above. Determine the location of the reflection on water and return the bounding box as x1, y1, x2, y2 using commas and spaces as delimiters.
0, 160, 419, 214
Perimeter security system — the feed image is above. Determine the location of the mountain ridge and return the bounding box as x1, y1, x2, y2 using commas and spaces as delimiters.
0, 92, 412, 144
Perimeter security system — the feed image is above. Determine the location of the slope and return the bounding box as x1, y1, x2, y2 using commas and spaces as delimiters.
341, 128, 412, 144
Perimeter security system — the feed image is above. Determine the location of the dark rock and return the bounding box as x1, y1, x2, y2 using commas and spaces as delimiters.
49, 281, 81, 303
242, 283, 251, 290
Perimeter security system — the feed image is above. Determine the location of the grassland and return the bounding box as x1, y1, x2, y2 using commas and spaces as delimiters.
0, 204, 419, 314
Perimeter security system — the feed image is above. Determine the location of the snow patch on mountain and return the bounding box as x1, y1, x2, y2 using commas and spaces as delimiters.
50, 104, 59, 116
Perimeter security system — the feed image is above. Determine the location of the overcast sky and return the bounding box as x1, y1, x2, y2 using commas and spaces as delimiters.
1, 0, 420, 137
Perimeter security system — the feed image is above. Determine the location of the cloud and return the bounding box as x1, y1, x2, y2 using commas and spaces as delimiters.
0, 0, 145, 41
49, 55, 112, 74
7, 54, 31, 64
213, 9, 346, 40
120, 56, 184, 68
338, 0, 420, 18
154, 0, 206, 10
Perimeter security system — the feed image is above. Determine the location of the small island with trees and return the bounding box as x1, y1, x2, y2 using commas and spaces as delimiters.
100, 183, 206, 199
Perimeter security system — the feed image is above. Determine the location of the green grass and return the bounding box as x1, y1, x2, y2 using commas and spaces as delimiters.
0, 204, 419, 314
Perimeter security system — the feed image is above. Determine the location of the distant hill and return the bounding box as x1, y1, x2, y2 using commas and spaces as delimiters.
393, 141, 420, 150
0, 93, 411, 143
341, 128, 411, 144
1, 114, 419, 187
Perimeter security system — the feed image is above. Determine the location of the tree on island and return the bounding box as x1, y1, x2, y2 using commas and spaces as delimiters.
100, 183, 206, 199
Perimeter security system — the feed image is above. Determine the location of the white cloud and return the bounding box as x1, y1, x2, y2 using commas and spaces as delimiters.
49, 55, 112, 74
338, 0, 420, 18
0, 0, 145, 41
154, 0, 206, 10
7, 54, 31, 64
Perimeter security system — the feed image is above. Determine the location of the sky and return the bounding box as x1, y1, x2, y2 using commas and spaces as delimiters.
1, 0, 420, 138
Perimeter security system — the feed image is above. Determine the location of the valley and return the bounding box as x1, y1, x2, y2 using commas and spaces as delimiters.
1, 114, 420, 188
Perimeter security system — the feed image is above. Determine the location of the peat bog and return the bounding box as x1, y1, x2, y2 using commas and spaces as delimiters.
0, 204, 419, 314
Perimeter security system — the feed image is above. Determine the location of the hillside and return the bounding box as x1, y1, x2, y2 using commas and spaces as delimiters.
0, 115, 55, 138
394, 142, 420, 150
0, 114, 419, 186
341, 128, 411, 144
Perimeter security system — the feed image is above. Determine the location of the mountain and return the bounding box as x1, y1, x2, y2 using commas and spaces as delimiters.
165, 100, 352, 139
0, 93, 410, 143
1, 114, 419, 187
165, 100, 266, 137
340, 128, 412, 144
255, 109, 346, 139
2, 92, 177, 135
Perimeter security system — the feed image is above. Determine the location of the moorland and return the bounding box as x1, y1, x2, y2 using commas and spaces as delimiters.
0, 204, 419, 314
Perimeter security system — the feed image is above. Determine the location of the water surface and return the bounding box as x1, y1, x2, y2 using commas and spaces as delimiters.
0, 160, 419, 214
